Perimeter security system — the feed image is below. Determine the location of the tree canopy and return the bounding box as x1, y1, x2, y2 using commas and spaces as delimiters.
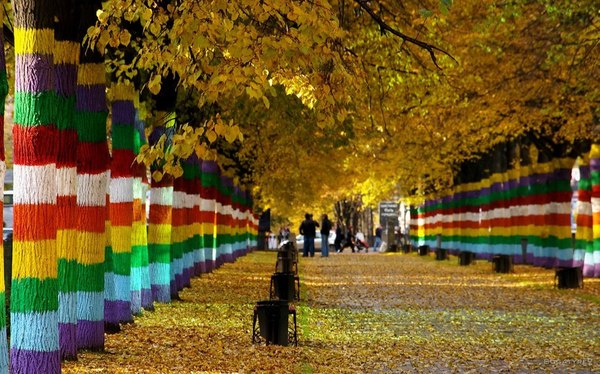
83, 0, 598, 221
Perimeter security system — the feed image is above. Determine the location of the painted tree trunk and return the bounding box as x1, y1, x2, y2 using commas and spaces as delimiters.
577, 156, 593, 271
232, 184, 242, 259
171, 172, 186, 294
0, 5, 9, 372
201, 160, 219, 272
75, 0, 109, 349
181, 158, 195, 286
216, 175, 232, 264
55, 0, 80, 359
107, 82, 136, 324
148, 118, 174, 303
588, 145, 600, 277
134, 118, 153, 311
131, 115, 151, 314
11, 0, 60, 371
191, 156, 205, 274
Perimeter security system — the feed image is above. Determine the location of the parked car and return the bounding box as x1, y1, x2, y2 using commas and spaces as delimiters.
296, 231, 336, 252
3, 190, 12, 241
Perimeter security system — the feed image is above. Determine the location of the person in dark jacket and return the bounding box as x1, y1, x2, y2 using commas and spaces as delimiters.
341, 225, 356, 253
320, 214, 332, 257
334, 223, 343, 253
299, 213, 319, 257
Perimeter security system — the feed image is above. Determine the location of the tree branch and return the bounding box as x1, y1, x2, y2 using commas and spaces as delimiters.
353, 0, 457, 69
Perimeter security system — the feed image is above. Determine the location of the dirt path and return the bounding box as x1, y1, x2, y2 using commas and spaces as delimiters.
64, 250, 599, 373
299, 252, 599, 372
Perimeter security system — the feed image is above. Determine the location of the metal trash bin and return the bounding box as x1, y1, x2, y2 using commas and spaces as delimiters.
254, 300, 289, 346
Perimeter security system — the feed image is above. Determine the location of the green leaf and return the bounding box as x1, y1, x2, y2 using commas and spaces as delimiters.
419, 9, 434, 18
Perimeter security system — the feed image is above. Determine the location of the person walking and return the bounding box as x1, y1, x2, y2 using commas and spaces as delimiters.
374, 224, 383, 252
341, 225, 356, 253
334, 223, 343, 253
320, 214, 332, 257
299, 213, 319, 257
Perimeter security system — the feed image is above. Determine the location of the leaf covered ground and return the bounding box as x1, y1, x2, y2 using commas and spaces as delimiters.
64, 251, 600, 373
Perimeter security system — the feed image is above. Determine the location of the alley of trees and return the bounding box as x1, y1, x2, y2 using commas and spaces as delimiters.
0, 0, 597, 372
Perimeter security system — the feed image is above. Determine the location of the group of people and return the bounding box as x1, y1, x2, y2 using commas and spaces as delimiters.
298, 214, 381, 258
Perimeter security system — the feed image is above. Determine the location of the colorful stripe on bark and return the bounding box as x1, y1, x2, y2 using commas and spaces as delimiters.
107, 82, 136, 324
575, 156, 592, 268
191, 156, 205, 274
75, 9, 110, 345
147, 119, 174, 302
55, 31, 79, 361
417, 157, 581, 272
131, 114, 151, 314
135, 117, 153, 310
588, 145, 600, 277
215, 174, 231, 264
11, 1, 60, 371
171, 172, 186, 294
200, 160, 219, 271
181, 158, 196, 285
0, 5, 8, 370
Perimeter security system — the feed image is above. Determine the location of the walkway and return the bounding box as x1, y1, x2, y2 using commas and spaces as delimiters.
64, 251, 600, 373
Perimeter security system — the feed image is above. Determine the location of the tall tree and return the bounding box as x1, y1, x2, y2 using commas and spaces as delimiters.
11, 0, 60, 371
107, 81, 136, 324
0, 3, 9, 372
200, 160, 220, 272
74, 0, 110, 350
54, 0, 80, 360
147, 116, 174, 303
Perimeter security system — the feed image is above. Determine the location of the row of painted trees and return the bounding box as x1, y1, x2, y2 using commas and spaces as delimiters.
409, 140, 600, 278
0, 1, 260, 373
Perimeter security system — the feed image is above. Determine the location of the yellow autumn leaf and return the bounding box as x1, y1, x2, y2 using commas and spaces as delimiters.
119, 30, 131, 47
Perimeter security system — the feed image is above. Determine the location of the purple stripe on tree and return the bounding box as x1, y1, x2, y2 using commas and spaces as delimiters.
202, 160, 219, 173
75, 85, 107, 111
151, 285, 170, 303
111, 100, 135, 124
59, 323, 77, 359
55, 63, 77, 96
76, 320, 105, 350
104, 300, 133, 324
141, 289, 153, 310
10, 349, 60, 373
15, 54, 54, 93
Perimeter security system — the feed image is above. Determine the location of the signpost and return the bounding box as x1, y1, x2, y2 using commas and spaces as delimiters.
379, 202, 399, 247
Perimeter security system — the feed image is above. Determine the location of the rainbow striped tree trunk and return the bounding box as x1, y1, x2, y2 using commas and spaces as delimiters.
589, 145, 600, 277
577, 155, 593, 271
222, 176, 234, 263
131, 115, 152, 314
0, 6, 9, 371
75, 47, 109, 349
55, 1, 80, 359
575, 156, 591, 268
232, 184, 242, 259
200, 160, 219, 272
551, 157, 577, 268
148, 122, 173, 302
107, 82, 136, 324
242, 189, 250, 254
191, 156, 205, 274
181, 158, 195, 286
251, 212, 259, 249
11, 0, 60, 371
136, 121, 152, 310
171, 172, 186, 295
103, 187, 120, 333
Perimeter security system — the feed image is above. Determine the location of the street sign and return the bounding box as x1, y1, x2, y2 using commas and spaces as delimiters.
379, 201, 399, 226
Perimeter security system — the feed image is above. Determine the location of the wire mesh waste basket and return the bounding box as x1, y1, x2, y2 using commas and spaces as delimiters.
252, 300, 297, 346
270, 272, 298, 301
